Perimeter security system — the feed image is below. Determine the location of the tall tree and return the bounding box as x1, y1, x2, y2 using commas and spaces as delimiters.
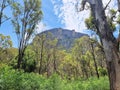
80, 0, 120, 90
0, 0, 12, 26
0, 34, 12, 49
33, 34, 46, 74
0, 34, 12, 62
72, 36, 102, 78
90, 39, 99, 78
44, 32, 58, 77
72, 36, 91, 78
11, 0, 42, 69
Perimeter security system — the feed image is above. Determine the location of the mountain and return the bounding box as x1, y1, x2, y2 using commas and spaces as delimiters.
38, 28, 88, 49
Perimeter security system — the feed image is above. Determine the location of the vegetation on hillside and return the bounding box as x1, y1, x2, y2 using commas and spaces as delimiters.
1, 0, 120, 90
0, 32, 108, 89
0, 64, 109, 90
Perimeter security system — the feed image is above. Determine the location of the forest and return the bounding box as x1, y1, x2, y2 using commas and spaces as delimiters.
0, 0, 120, 90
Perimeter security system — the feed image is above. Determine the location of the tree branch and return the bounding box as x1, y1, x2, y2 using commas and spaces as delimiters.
79, 0, 87, 11
117, 0, 120, 12
1, 17, 10, 24
104, 0, 111, 11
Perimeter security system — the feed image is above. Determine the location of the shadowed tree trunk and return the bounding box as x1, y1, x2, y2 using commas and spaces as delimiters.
53, 49, 57, 73
90, 42, 99, 78
39, 35, 44, 74
80, 0, 120, 90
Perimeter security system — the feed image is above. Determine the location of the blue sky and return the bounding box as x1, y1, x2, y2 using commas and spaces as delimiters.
0, 0, 119, 47
0, 0, 64, 47
41, 0, 64, 29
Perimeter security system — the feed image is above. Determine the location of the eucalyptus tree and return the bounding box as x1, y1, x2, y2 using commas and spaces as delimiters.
80, 0, 120, 89
85, 9, 116, 47
0, 34, 12, 49
72, 36, 102, 78
0, 0, 11, 26
72, 36, 91, 78
11, 0, 42, 68
0, 34, 12, 61
90, 39, 99, 78
32, 34, 46, 74
44, 32, 58, 76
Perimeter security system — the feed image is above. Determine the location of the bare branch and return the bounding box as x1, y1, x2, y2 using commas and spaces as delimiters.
104, 0, 111, 11
117, 0, 120, 12
1, 17, 10, 24
79, 0, 87, 11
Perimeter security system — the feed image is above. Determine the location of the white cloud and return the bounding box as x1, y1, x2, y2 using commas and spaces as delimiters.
51, 0, 89, 33
51, 0, 117, 33
36, 22, 47, 33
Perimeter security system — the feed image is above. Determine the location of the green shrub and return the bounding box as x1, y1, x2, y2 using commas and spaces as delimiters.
0, 64, 109, 90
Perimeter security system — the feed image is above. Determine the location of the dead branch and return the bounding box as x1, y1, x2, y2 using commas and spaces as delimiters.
103, 0, 111, 11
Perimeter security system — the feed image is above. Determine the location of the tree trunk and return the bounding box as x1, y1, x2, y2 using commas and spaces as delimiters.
117, 0, 120, 12
90, 1, 120, 90
17, 48, 24, 69
0, 0, 5, 26
53, 58, 57, 72
17, 42, 26, 69
91, 43, 99, 78
82, 61, 88, 79
39, 42, 43, 74
53, 48, 57, 73
81, 0, 120, 89
17, 56, 21, 69
46, 54, 52, 77
39, 52, 43, 74
102, 39, 120, 90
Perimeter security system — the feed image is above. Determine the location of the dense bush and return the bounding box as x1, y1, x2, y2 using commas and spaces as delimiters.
0, 64, 109, 90
0, 64, 47, 90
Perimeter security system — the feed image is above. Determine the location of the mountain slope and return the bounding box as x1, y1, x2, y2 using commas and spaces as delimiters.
38, 28, 88, 49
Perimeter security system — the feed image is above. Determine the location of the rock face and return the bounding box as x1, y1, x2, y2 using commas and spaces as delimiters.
39, 28, 88, 49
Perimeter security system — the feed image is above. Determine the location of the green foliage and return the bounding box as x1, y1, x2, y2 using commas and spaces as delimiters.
0, 64, 109, 90
117, 15, 120, 24
0, 0, 11, 26
98, 67, 107, 76
10, 0, 43, 68
0, 34, 14, 63
0, 48, 17, 64
22, 46, 36, 72
85, 16, 96, 30
11, 0, 42, 40
46, 74, 64, 90
0, 64, 47, 90
0, 34, 12, 48
85, 9, 117, 33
